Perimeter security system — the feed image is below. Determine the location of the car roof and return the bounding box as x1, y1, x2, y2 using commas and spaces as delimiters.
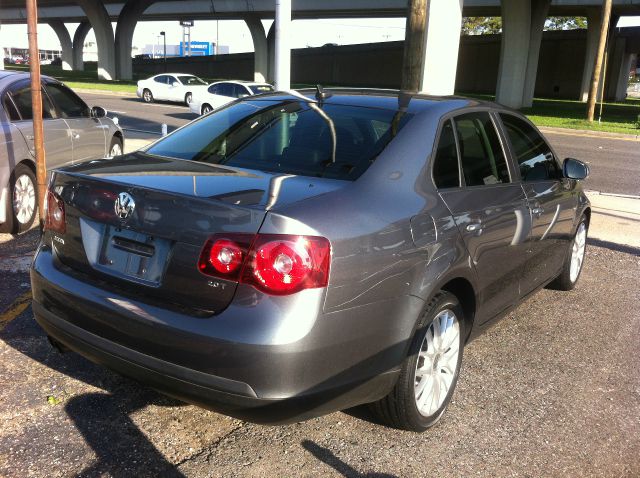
212, 80, 272, 87
247, 88, 506, 116
0, 71, 60, 90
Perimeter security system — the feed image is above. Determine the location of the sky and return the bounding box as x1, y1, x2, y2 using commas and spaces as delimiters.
0, 16, 638, 53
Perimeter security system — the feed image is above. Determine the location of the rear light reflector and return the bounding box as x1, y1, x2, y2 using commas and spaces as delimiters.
198, 233, 331, 296
44, 190, 65, 234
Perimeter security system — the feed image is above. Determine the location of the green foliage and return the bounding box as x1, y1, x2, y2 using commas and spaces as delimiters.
461, 17, 502, 35
544, 17, 588, 31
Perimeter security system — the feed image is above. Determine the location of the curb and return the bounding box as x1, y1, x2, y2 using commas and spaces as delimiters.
538, 125, 640, 140
585, 190, 640, 200
73, 88, 137, 98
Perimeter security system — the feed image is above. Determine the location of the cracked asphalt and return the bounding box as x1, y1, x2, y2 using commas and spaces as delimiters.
0, 227, 638, 477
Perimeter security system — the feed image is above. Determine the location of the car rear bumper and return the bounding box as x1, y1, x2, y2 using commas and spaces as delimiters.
31, 245, 414, 423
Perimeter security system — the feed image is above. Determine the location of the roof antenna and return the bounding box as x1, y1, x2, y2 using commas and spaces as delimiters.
315, 84, 332, 103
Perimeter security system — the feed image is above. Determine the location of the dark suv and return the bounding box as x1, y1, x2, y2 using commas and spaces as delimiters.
31, 90, 590, 431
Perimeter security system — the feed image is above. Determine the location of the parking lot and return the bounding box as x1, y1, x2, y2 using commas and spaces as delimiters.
0, 93, 639, 477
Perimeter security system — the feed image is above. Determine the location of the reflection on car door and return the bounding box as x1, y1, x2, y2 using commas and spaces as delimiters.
5, 79, 73, 168
497, 113, 577, 296
435, 113, 531, 323
44, 82, 107, 163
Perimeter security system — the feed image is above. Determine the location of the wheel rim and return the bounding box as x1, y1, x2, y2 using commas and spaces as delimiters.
203, 106, 212, 114
569, 222, 587, 283
414, 309, 460, 417
186, 94, 192, 103
109, 142, 122, 158
144, 91, 151, 101
12, 173, 36, 225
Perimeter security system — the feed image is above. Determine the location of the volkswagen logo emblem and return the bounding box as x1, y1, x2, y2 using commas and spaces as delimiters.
114, 192, 136, 220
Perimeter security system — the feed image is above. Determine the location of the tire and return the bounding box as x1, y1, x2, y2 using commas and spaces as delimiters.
107, 136, 123, 158
547, 216, 588, 291
3, 164, 37, 234
371, 291, 465, 432
201, 104, 213, 115
185, 92, 193, 105
142, 88, 154, 103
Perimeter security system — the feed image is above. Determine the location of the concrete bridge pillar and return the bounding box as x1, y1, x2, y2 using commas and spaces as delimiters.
47, 19, 73, 71
244, 15, 268, 83
497, 0, 550, 109
607, 37, 633, 101
76, 0, 116, 80
0, 19, 4, 70
580, 7, 602, 102
115, 0, 156, 80
274, 0, 291, 90
419, 0, 464, 95
267, 22, 275, 84
72, 21, 91, 71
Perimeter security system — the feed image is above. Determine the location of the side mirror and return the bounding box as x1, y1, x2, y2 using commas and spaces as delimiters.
91, 106, 107, 118
172, 81, 180, 87
563, 158, 589, 180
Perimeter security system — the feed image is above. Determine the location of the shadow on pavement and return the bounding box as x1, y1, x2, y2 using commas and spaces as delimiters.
587, 237, 640, 256
302, 440, 398, 478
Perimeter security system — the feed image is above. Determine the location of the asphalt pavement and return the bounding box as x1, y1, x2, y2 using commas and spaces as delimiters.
79, 91, 640, 197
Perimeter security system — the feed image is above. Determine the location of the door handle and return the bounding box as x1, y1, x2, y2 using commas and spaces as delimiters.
466, 223, 482, 233
25, 134, 34, 140
531, 207, 544, 216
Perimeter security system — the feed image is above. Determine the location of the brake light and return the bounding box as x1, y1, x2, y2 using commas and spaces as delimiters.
44, 190, 65, 234
198, 233, 331, 295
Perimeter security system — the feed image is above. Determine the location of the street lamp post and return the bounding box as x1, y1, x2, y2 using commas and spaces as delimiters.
160, 31, 166, 72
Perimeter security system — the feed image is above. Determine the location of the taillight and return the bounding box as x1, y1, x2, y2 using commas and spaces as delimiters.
44, 189, 65, 234
198, 233, 331, 296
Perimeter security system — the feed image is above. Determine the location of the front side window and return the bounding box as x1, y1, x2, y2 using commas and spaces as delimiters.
6, 81, 55, 120
499, 113, 561, 182
146, 100, 413, 181
166, 76, 178, 85
432, 120, 460, 189
454, 112, 510, 187
249, 84, 274, 95
45, 83, 90, 118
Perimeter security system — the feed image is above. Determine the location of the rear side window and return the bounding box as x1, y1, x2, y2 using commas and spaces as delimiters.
499, 113, 561, 182
5, 81, 55, 120
454, 112, 510, 187
432, 120, 460, 188
146, 100, 413, 181
154, 75, 168, 84
3, 94, 20, 121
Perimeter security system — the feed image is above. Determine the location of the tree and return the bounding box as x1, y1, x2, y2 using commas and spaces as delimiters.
461, 17, 502, 35
544, 16, 588, 30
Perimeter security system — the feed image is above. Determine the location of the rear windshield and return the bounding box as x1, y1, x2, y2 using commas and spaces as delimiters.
178, 75, 207, 85
249, 84, 274, 94
145, 99, 413, 180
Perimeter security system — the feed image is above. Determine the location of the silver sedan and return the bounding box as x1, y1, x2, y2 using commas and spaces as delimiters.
0, 71, 123, 233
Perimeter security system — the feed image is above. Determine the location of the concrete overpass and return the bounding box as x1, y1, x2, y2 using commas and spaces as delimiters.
1, 0, 640, 108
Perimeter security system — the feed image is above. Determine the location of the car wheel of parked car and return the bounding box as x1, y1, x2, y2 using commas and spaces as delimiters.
6, 164, 37, 234
202, 104, 213, 115
107, 136, 123, 158
185, 92, 193, 105
548, 216, 589, 291
372, 291, 465, 432
142, 89, 154, 103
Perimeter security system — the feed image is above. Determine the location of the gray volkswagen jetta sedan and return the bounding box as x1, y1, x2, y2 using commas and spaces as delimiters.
31, 89, 590, 431
0, 71, 123, 233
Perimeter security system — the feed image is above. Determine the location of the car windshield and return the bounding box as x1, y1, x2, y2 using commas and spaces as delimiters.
249, 84, 274, 95
146, 99, 413, 180
178, 75, 207, 86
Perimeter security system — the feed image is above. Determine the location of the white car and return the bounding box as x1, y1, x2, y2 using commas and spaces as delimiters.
189, 80, 274, 115
136, 73, 209, 105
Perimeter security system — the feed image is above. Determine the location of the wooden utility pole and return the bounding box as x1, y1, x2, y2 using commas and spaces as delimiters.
26, 0, 47, 224
586, 0, 613, 122
401, 0, 428, 91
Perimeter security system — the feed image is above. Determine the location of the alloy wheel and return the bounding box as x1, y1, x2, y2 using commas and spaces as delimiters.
414, 309, 461, 417
12, 173, 36, 225
109, 142, 122, 158
569, 222, 587, 283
